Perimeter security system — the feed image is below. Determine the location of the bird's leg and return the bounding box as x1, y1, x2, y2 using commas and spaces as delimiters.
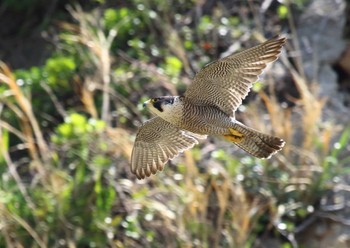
223, 128, 244, 142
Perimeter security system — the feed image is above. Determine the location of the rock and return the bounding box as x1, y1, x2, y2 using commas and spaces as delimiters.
295, 0, 348, 115
318, 64, 346, 112
338, 44, 350, 75
297, 0, 346, 67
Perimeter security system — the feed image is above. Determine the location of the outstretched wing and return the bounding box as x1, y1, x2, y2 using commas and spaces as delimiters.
184, 36, 286, 117
131, 117, 206, 179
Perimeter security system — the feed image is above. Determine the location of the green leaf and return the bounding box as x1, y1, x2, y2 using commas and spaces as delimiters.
0, 129, 9, 163
252, 81, 264, 92
69, 113, 87, 127
44, 56, 76, 87
199, 15, 214, 32
57, 123, 72, 138
278, 5, 289, 19
184, 40, 193, 50
104, 8, 119, 29
88, 119, 106, 131
331, 127, 350, 158
92, 155, 110, 167
163, 56, 182, 77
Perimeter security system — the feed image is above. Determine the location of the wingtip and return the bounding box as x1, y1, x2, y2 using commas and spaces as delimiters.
133, 163, 162, 180
270, 35, 287, 45
264, 137, 286, 159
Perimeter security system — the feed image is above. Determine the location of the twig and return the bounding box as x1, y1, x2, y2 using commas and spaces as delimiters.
92, 83, 143, 123
316, 211, 350, 226
117, 50, 178, 95
286, 1, 306, 80
0, 63, 50, 177
0, 119, 27, 141
40, 82, 67, 118
0, 205, 46, 248
0, 104, 36, 211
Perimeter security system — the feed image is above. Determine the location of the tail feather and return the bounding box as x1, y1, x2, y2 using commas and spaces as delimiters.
225, 122, 285, 159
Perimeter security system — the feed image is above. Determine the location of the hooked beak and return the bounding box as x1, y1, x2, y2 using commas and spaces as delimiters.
143, 100, 150, 108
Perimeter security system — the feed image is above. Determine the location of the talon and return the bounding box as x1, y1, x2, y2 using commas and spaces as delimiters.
229, 128, 244, 137
224, 134, 244, 143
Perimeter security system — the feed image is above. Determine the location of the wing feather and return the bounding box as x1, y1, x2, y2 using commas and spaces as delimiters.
131, 117, 207, 179
184, 36, 286, 116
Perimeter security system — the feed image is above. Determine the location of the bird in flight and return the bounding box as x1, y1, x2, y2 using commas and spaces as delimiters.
131, 36, 286, 179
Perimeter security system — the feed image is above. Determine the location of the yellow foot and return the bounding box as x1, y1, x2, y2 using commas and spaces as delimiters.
224, 128, 244, 143
224, 135, 244, 143
229, 128, 244, 137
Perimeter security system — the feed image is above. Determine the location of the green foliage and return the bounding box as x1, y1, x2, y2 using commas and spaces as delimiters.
102, 7, 145, 52
127, 38, 150, 61
0, 112, 119, 246
52, 113, 105, 142
328, 127, 350, 163
1, 0, 349, 247
278, 5, 289, 19
252, 81, 264, 92
45, 56, 76, 88
104, 8, 132, 33
162, 56, 183, 77
6, 56, 77, 135
198, 15, 215, 34
13, 56, 76, 102
318, 127, 350, 187
0, 129, 8, 164
212, 149, 241, 177
15, 66, 42, 86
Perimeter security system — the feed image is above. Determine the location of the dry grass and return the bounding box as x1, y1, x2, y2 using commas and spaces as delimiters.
0, 63, 49, 172
0, 2, 348, 247
0, 63, 47, 248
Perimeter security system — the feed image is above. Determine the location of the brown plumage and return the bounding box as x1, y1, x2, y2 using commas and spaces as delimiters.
131, 36, 286, 179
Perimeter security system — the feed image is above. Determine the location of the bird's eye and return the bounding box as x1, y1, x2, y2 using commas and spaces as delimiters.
151, 98, 159, 103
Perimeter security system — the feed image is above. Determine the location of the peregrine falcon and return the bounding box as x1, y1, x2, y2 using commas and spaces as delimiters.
131, 36, 286, 179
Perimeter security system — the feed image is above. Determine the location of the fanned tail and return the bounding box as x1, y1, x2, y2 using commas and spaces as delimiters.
223, 121, 285, 159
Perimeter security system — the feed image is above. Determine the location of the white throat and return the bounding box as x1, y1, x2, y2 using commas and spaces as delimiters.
151, 98, 183, 124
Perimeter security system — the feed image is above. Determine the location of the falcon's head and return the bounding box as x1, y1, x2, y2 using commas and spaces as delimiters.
143, 96, 183, 118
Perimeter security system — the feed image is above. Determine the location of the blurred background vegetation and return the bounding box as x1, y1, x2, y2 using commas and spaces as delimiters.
1, 0, 350, 247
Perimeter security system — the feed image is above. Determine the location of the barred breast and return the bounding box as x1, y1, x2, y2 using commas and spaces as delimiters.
179, 99, 234, 135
